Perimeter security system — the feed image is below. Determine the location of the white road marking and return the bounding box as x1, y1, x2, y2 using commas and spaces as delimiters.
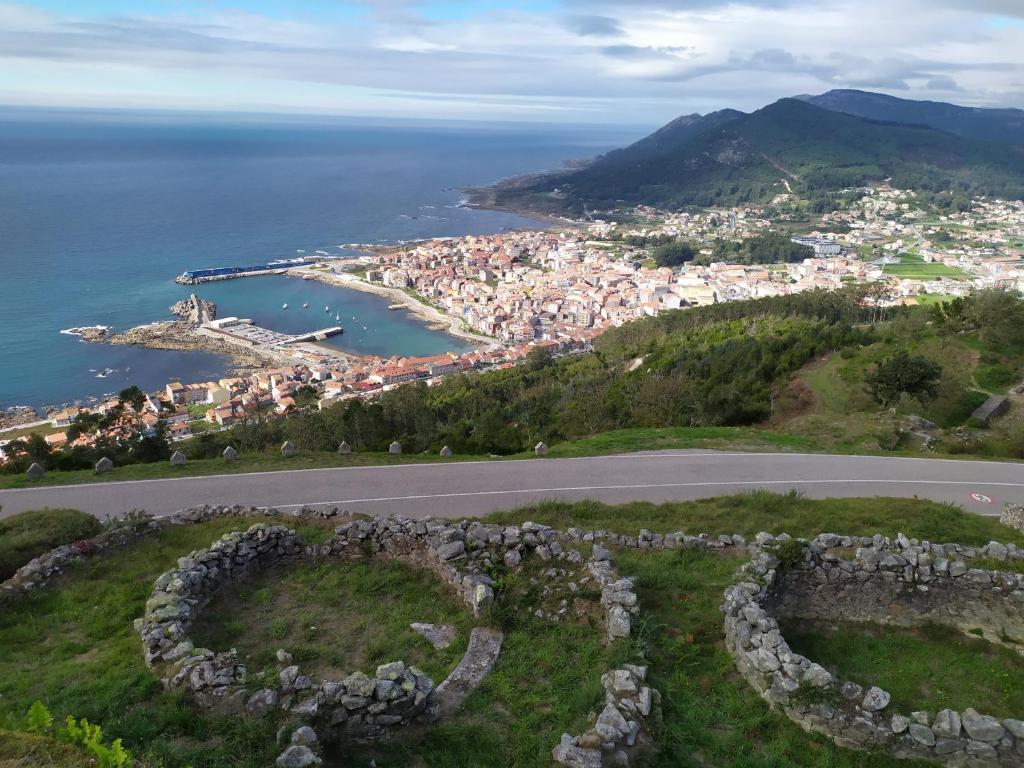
0, 451, 1021, 494
265, 478, 1024, 510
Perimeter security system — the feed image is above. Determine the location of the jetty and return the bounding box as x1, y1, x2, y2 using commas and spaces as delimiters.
175, 257, 322, 285
282, 326, 343, 344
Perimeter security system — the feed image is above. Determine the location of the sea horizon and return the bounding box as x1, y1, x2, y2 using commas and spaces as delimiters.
0, 112, 640, 411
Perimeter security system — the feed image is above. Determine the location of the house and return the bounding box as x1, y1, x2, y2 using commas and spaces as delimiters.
51, 406, 82, 428
45, 432, 68, 449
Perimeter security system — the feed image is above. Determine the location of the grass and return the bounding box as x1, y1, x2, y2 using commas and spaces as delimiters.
781, 620, 1024, 719
0, 730, 92, 767
4, 494, 1023, 767
486, 492, 1024, 547
190, 558, 475, 684
0, 509, 102, 580
882, 262, 970, 280
614, 549, 933, 768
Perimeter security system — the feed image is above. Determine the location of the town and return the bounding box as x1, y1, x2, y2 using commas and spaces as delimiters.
3, 185, 1023, 464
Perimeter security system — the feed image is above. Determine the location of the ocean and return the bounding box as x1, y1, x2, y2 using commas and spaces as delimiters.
0, 109, 639, 410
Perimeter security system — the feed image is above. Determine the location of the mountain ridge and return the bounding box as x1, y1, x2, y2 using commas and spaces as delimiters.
493, 93, 1024, 212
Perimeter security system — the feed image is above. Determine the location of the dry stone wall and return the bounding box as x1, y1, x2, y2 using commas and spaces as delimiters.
722, 531, 1024, 767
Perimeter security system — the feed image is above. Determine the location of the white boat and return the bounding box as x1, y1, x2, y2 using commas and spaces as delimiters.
282, 303, 288, 309
302, 303, 309, 309
325, 306, 330, 312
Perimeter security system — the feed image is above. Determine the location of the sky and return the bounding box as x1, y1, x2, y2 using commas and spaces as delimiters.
0, 0, 1021, 125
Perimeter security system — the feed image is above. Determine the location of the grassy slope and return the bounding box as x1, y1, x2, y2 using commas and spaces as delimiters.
782, 620, 1024, 718
0, 509, 102, 579
775, 324, 1023, 455
2, 495, 1023, 767
0, 730, 92, 768
190, 559, 476, 685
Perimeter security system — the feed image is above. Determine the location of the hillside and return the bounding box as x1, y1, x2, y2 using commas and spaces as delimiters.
800, 89, 1024, 145
496, 97, 1024, 212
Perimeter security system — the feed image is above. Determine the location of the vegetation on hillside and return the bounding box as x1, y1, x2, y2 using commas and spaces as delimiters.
0, 508, 102, 579
499, 98, 1024, 212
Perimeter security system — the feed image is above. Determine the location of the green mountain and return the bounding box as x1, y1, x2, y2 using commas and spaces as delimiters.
800, 89, 1024, 145
497, 97, 1024, 212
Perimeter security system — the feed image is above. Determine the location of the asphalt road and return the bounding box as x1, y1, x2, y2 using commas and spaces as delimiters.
1, 451, 1021, 521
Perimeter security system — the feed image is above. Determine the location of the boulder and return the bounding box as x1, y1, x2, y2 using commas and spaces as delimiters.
534, 441, 549, 456
223, 446, 239, 461
26, 462, 45, 480
961, 708, 1005, 742
281, 441, 297, 457
931, 709, 962, 739
275, 745, 321, 768
592, 544, 612, 562
337, 441, 352, 455
439, 445, 452, 457
862, 686, 891, 712
246, 688, 279, 717
170, 450, 187, 467
389, 441, 402, 455
290, 726, 318, 747
95, 456, 113, 473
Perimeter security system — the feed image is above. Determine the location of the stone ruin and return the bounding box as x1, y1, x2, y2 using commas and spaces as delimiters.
722, 531, 1024, 767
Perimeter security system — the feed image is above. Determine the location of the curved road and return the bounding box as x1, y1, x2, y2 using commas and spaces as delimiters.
0, 451, 1021, 521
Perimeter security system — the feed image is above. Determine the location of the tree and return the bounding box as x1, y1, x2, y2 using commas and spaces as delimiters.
865, 351, 942, 407
118, 385, 146, 412
650, 240, 695, 268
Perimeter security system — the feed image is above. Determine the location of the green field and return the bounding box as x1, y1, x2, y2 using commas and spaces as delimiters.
3, 494, 1022, 767
882, 261, 969, 279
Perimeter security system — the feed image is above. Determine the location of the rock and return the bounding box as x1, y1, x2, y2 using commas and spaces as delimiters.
534, 441, 549, 456
909, 723, 936, 746
1002, 718, 1024, 738
410, 622, 456, 650
439, 445, 452, 457
26, 462, 45, 480
95, 456, 114, 473
503, 549, 522, 568
595, 702, 629, 740
472, 583, 494, 613
552, 733, 602, 768
389, 441, 402, 455
376, 661, 406, 681
281, 441, 297, 457
246, 688, 279, 717
803, 663, 832, 688
607, 606, 631, 640
592, 544, 612, 562
170, 450, 187, 466
862, 686, 891, 712
436, 540, 465, 560
840, 682, 863, 701
891, 714, 910, 734
280, 665, 300, 691
961, 708, 1005, 742
223, 445, 238, 461
275, 745, 321, 768
931, 709, 962, 739
290, 726, 318, 747
337, 440, 352, 454
276, 649, 294, 665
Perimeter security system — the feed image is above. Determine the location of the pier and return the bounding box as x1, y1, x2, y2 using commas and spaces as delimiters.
282, 326, 343, 344
175, 257, 322, 285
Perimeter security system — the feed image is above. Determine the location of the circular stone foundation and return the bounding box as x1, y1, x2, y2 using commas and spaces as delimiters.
722, 532, 1024, 767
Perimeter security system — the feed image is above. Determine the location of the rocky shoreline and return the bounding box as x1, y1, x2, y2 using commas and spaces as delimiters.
109, 321, 276, 371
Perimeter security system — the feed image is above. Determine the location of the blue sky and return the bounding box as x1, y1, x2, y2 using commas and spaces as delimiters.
0, 0, 1020, 124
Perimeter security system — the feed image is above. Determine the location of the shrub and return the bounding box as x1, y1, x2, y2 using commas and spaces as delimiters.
24, 702, 131, 768
769, 539, 808, 571
0, 508, 101, 580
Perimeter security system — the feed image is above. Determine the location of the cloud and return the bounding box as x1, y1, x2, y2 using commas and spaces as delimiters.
565, 14, 623, 37
0, 0, 1020, 123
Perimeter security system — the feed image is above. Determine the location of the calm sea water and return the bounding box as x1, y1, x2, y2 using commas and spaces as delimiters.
0, 110, 638, 410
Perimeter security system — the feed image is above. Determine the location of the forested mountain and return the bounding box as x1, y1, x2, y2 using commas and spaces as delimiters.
799, 89, 1024, 145
496, 97, 1024, 212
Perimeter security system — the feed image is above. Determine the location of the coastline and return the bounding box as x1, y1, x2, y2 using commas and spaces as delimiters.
287, 267, 495, 347
108, 321, 283, 372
